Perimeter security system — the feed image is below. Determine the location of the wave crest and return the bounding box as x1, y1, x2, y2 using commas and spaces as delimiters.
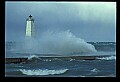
28, 55, 40, 60
97, 56, 116, 60
19, 69, 68, 75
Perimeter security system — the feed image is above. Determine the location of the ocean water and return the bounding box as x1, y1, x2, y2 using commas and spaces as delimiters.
5, 42, 116, 77
5, 30, 116, 77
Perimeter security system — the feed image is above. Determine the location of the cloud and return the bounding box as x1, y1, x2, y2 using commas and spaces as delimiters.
65, 2, 116, 24
6, 2, 116, 24
5, 2, 116, 41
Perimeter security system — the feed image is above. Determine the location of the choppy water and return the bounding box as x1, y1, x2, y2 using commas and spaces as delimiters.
5, 42, 116, 77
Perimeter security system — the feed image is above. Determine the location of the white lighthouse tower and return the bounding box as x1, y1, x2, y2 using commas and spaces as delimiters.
26, 15, 34, 38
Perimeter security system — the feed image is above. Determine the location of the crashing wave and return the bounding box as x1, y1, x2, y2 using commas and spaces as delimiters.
96, 56, 116, 60
19, 69, 68, 75
28, 55, 40, 60
15, 30, 97, 55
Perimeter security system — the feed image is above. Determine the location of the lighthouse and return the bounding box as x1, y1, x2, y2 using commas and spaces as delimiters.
26, 15, 34, 38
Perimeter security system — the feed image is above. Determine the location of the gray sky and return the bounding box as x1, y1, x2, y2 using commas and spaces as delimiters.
5, 1, 116, 42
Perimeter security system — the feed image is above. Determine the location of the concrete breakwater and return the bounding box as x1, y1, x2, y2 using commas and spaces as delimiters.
5, 55, 110, 64
5, 58, 28, 64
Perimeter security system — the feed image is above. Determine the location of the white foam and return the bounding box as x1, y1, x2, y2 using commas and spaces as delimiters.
97, 56, 116, 60
28, 55, 40, 60
91, 68, 99, 73
42, 59, 52, 62
20, 69, 68, 75
69, 58, 75, 61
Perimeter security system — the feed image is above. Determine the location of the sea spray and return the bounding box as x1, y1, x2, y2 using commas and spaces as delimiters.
15, 30, 97, 55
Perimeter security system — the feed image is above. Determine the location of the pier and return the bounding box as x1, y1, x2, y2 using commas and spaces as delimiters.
5, 55, 110, 64
5, 58, 28, 64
